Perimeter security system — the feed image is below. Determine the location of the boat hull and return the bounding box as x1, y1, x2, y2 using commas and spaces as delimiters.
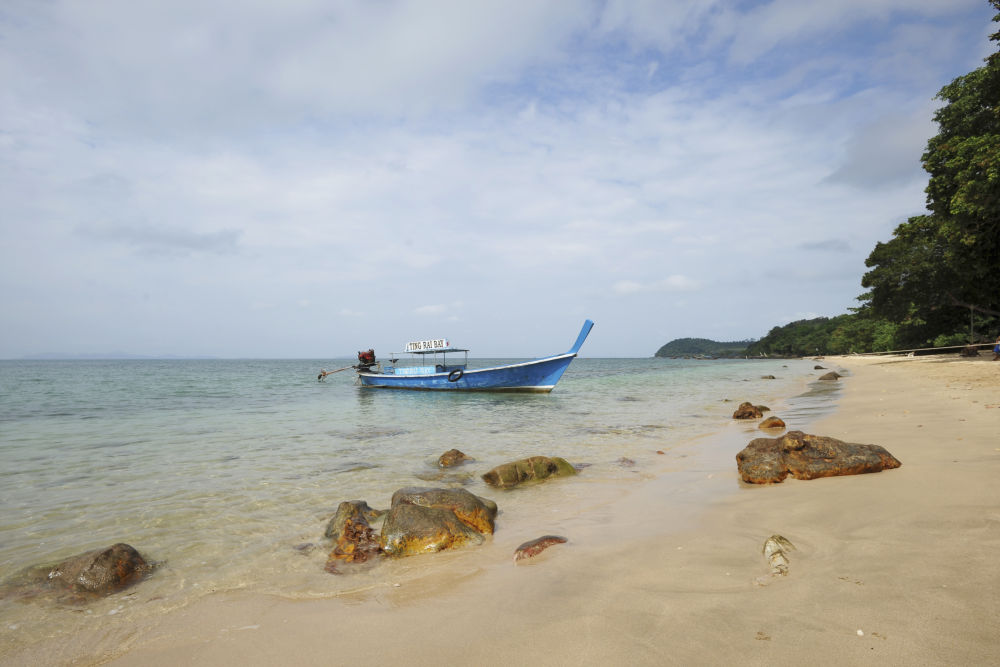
357, 353, 577, 392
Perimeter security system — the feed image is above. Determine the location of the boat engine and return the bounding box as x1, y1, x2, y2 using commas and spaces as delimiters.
357, 349, 376, 371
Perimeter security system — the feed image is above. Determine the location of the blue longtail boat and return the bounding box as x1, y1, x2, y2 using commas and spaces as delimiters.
354, 320, 594, 392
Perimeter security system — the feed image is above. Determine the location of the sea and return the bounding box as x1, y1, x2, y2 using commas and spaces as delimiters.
0, 357, 839, 660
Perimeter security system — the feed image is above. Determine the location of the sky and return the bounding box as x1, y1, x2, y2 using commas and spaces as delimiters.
1, 0, 996, 359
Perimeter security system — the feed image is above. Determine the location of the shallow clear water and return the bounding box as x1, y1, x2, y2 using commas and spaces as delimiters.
0, 356, 836, 654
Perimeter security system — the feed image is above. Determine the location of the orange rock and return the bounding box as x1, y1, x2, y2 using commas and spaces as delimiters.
759, 416, 786, 430
736, 431, 901, 484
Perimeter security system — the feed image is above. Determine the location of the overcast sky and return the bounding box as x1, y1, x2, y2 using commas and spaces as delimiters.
1, 0, 994, 358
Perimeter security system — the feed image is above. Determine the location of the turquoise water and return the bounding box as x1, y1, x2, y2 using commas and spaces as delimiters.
0, 357, 834, 655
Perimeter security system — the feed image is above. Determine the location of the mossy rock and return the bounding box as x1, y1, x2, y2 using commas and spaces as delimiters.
481, 456, 577, 489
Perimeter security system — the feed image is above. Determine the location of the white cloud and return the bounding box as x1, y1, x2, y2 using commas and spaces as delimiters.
0, 0, 993, 357
825, 109, 936, 188
614, 275, 701, 295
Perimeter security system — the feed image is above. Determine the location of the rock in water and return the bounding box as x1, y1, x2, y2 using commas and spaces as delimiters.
736, 430, 901, 484
732, 402, 763, 419
324, 500, 386, 541
379, 504, 485, 557
513, 535, 567, 563
45, 543, 151, 596
377, 487, 498, 558
818, 372, 841, 380
481, 456, 577, 489
758, 416, 786, 430
438, 449, 472, 467
325, 514, 381, 572
390, 487, 497, 534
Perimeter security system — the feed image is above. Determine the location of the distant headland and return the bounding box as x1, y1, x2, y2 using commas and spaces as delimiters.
654, 337, 754, 358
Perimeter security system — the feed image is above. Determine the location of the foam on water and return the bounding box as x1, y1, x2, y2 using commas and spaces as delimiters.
0, 357, 838, 658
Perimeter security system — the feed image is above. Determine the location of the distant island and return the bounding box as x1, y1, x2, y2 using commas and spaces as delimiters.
654, 337, 754, 358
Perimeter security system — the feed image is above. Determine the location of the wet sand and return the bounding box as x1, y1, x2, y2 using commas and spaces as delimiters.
15, 355, 1000, 665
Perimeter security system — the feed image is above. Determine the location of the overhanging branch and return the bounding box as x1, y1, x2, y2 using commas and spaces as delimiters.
947, 292, 1000, 317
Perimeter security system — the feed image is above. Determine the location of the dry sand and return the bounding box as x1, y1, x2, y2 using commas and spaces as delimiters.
37, 356, 1000, 665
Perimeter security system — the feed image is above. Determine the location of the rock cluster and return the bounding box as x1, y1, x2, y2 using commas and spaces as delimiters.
324, 452, 580, 569
324, 487, 499, 569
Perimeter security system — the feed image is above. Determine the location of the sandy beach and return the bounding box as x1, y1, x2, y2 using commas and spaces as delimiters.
11, 355, 1000, 666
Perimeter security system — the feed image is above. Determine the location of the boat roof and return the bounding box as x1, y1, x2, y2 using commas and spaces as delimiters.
401, 347, 469, 355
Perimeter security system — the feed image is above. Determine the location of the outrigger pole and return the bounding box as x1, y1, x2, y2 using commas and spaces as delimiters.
317, 365, 355, 381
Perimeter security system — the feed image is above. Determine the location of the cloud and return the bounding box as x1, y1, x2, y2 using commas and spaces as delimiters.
798, 239, 852, 253
78, 223, 242, 256
723, 0, 980, 65
0, 0, 594, 136
414, 305, 447, 315
824, 111, 935, 189
0, 0, 994, 358
613, 275, 701, 295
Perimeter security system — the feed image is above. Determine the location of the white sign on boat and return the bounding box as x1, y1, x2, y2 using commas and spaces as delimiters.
404, 338, 450, 353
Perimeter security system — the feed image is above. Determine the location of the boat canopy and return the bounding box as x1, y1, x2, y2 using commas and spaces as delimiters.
403, 347, 469, 355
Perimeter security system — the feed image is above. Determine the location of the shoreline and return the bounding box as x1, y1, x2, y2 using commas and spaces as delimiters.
96, 365, 836, 664
7, 356, 998, 665
109, 355, 998, 666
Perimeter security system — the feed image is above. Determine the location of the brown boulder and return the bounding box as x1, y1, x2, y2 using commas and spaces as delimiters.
732, 402, 763, 419
379, 504, 485, 557
324, 500, 385, 541
481, 456, 577, 489
758, 416, 786, 430
44, 543, 151, 596
325, 515, 381, 571
818, 372, 841, 380
390, 487, 497, 534
438, 448, 473, 467
736, 430, 901, 484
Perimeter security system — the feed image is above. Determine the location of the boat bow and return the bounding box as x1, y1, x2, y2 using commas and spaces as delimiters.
567, 319, 595, 356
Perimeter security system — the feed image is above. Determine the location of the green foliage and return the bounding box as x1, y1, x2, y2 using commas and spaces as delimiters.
745, 318, 838, 357
654, 337, 753, 357
744, 314, 900, 357
932, 332, 969, 348
871, 320, 899, 351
